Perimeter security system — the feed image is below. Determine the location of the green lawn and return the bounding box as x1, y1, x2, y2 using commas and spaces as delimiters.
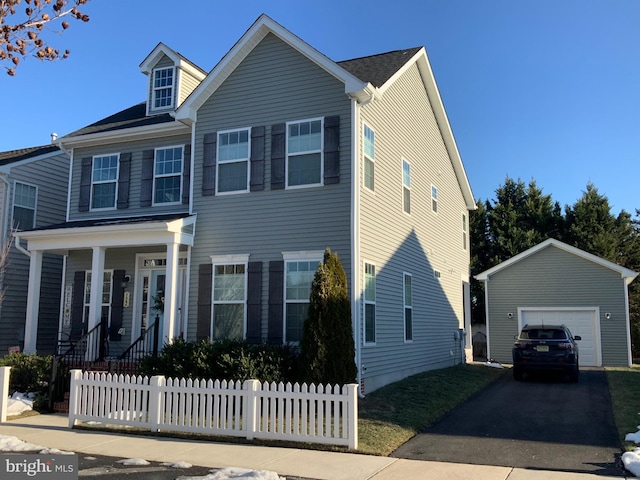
606, 366, 640, 451
357, 363, 506, 455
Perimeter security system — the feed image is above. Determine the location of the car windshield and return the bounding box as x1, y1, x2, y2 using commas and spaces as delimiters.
521, 329, 567, 340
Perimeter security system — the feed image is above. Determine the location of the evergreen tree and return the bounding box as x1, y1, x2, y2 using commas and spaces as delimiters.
564, 183, 617, 261
299, 248, 357, 385
469, 199, 491, 324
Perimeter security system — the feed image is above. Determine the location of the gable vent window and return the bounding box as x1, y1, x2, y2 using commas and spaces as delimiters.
152, 67, 174, 110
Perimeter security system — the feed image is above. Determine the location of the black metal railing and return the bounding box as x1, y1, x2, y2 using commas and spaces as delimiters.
115, 318, 159, 375
48, 317, 161, 410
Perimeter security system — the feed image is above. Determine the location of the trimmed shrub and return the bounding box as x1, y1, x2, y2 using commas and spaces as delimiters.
140, 338, 299, 383
0, 353, 52, 410
299, 248, 357, 385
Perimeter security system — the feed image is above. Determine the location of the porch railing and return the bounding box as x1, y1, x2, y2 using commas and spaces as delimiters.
48, 317, 160, 411
115, 319, 159, 375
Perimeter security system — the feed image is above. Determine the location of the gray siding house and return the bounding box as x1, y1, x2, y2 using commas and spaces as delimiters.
0, 145, 69, 354
475, 238, 638, 367
18, 15, 475, 393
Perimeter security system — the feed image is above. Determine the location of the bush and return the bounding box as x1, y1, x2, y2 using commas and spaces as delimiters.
0, 353, 52, 410
140, 338, 299, 383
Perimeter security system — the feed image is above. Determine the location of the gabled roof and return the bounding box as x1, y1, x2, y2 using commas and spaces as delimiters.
139, 42, 207, 78
175, 14, 373, 122
0, 144, 61, 166
475, 238, 638, 285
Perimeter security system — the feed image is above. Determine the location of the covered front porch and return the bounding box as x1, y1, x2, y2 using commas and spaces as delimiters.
15, 213, 196, 357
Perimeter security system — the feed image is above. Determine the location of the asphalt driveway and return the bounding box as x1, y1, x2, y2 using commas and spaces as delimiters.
391, 368, 625, 476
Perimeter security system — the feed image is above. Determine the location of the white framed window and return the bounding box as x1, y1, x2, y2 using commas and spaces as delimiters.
431, 185, 438, 213
91, 154, 119, 210
217, 128, 250, 193
363, 124, 375, 191
462, 213, 468, 251
153, 146, 183, 205
287, 118, 323, 188
12, 181, 37, 230
283, 251, 323, 343
402, 159, 411, 214
403, 273, 413, 342
152, 67, 174, 110
211, 254, 249, 340
364, 262, 376, 344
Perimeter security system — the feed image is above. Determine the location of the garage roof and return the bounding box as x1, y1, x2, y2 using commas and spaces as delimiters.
475, 238, 638, 285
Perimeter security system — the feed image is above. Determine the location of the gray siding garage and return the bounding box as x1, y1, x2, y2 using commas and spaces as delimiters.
476, 239, 637, 367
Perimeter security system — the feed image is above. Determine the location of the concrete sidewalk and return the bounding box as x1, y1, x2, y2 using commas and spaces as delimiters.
0, 414, 627, 479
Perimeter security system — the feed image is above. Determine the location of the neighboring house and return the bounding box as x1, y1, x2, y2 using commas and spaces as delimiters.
0, 145, 69, 354
17, 15, 475, 393
475, 238, 638, 367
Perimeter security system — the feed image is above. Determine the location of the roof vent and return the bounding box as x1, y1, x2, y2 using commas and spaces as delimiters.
50, 132, 58, 143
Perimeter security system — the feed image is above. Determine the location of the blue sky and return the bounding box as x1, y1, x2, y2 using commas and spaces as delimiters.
2, 0, 638, 214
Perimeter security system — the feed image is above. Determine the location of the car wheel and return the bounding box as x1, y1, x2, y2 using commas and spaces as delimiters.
568, 365, 579, 383
513, 366, 524, 381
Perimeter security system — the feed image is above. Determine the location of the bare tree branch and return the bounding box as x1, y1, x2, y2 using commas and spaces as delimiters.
0, 0, 90, 76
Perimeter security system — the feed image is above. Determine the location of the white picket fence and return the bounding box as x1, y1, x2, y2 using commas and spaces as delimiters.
68, 370, 358, 449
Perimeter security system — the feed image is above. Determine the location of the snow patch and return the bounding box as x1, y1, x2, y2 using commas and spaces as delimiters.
623, 448, 640, 477
484, 361, 503, 369
117, 458, 151, 466
179, 467, 285, 480
6, 392, 33, 415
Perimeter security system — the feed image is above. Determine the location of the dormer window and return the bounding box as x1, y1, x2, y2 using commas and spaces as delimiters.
152, 67, 174, 110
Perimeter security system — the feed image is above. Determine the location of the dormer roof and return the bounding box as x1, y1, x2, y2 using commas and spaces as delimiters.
139, 42, 207, 78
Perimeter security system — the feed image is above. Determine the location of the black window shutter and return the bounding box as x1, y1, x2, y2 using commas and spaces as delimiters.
71, 271, 86, 340
270, 123, 286, 190
267, 260, 284, 344
246, 261, 262, 343
140, 150, 155, 207
110, 269, 126, 340
197, 263, 213, 340
117, 153, 131, 209
324, 115, 340, 184
182, 144, 191, 205
250, 127, 265, 192
78, 157, 92, 212
202, 133, 217, 196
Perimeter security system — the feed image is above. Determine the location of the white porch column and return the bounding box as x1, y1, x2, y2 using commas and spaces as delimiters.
23, 249, 43, 353
163, 242, 180, 344
88, 247, 106, 330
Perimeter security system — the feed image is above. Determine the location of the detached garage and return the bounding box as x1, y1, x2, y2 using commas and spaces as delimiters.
475, 239, 638, 367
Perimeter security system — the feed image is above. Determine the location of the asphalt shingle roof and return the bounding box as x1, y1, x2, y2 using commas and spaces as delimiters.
0, 145, 61, 166
64, 47, 423, 139
337, 47, 423, 88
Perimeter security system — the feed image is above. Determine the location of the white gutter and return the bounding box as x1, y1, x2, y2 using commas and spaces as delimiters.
13, 233, 30, 258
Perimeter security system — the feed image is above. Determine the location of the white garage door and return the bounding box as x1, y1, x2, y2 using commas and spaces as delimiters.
519, 309, 600, 367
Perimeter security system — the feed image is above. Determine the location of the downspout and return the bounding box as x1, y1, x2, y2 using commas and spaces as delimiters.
352, 85, 377, 398
0, 174, 10, 249
351, 96, 362, 397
